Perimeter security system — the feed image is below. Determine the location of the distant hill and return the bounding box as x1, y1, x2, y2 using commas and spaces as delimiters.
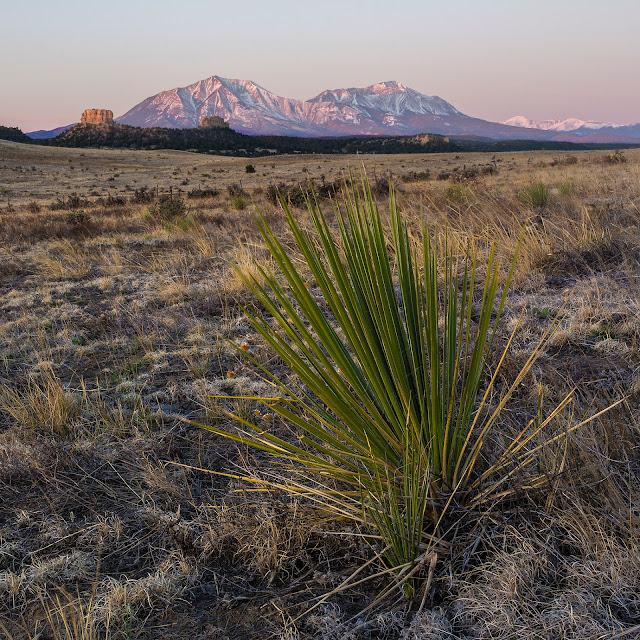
0, 126, 30, 143
43, 122, 460, 156
26, 124, 76, 139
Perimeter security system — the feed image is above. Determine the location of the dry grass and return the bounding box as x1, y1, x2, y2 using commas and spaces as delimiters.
0, 364, 78, 435
31, 239, 92, 281
220, 241, 274, 298
1, 589, 111, 640
0, 141, 639, 638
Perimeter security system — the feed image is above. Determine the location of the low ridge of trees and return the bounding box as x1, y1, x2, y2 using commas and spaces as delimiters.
0, 125, 30, 143
43, 123, 460, 156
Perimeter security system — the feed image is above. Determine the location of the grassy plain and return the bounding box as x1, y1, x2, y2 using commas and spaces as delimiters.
1, 140, 639, 639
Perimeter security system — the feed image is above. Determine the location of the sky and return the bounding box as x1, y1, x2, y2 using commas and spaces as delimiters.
1, 0, 639, 131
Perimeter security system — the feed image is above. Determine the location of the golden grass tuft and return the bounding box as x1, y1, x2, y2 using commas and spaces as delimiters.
0, 365, 78, 435
32, 239, 91, 280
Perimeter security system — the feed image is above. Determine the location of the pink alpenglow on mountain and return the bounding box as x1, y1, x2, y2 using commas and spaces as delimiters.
117, 76, 474, 137
501, 115, 640, 142
503, 115, 624, 132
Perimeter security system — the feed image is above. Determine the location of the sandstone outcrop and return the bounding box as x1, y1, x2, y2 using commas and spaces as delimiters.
81, 109, 114, 125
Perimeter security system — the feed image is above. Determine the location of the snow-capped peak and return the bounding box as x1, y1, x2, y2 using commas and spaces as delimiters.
369, 80, 407, 93
502, 115, 536, 129
308, 82, 462, 117
503, 115, 624, 131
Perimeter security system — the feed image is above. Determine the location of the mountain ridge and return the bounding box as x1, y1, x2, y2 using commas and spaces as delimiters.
118, 75, 574, 140
502, 115, 640, 141
116, 75, 470, 137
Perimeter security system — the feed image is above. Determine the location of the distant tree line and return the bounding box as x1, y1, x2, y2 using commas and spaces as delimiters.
38, 123, 461, 156
0, 126, 31, 143
3, 122, 636, 155
454, 138, 639, 152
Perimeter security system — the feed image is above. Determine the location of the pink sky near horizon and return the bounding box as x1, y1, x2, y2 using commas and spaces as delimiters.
2, 0, 639, 131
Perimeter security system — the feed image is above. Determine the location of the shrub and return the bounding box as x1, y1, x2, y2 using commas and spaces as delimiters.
445, 181, 466, 202
266, 182, 308, 208
227, 183, 247, 197
519, 182, 550, 208
266, 178, 348, 207
245, 164, 256, 174
402, 170, 431, 183
98, 193, 128, 207
199, 179, 585, 596
604, 150, 627, 164
147, 195, 187, 221
550, 155, 578, 167
131, 187, 154, 203
370, 172, 398, 197
232, 195, 248, 210
187, 187, 219, 199
65, 211, 90, 226
449, 165, 497, 183
67, 194, 88, 209
49, 194, 90, 211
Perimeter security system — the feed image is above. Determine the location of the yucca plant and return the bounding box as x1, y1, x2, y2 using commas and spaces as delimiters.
198, 178, 582, 595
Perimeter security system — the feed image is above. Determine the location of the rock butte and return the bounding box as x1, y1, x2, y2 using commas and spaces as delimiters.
199, 115, 230, 129
81, 109, 114, 125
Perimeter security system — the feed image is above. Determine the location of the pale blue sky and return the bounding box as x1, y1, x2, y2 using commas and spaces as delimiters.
2, 0, 639, 130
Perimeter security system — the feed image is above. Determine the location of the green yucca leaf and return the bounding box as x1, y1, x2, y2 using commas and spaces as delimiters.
201, 176, 582, 596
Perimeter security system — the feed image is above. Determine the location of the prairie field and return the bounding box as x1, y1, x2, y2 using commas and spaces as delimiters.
1, 139, 640, 639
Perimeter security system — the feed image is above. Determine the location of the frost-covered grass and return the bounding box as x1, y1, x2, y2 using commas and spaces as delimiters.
0, 144, 639, 639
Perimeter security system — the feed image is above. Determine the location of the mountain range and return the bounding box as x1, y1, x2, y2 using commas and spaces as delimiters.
26, 75, 640, 143
502, 115, 640, 141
